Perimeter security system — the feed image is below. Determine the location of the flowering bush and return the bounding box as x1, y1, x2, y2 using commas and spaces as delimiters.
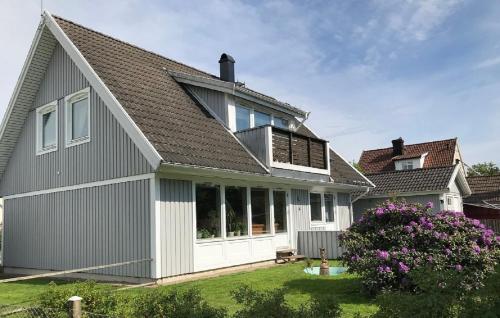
340, 200, 500, 294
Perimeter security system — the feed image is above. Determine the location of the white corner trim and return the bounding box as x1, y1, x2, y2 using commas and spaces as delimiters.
43, 11, 162, 169
301, 123, 375, 187
0, 18, 45, 142
3, 173, 155, 200
150, 175, 162, 279
185, 86, 270, 173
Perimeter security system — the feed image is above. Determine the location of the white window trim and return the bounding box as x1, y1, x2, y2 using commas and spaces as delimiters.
65, 87, 91, 148
36, 101, 58, 156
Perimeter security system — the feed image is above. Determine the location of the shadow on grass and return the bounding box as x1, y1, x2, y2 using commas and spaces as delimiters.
283, 276, 374, 305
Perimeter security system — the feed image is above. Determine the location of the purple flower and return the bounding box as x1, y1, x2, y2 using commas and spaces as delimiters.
398, 262, 410, 273
422, 222, 434, 230
388, 203, 396, 211
404, 225, 413, 233
472, 219, 480, 227
376, 250, 389, 260
351, 255, 360, 262
377, 265, 392, 273
445, 248, 452, 256
455, 264, 463, 271
409, 221, 418, 227
401, 247, 409, 254
472, 245, 481, 254
426, 202, 434, 209
375, 208, 385, 217
411, 207, 418, 212
427, 255, 433, 263
379, 229, 386, 235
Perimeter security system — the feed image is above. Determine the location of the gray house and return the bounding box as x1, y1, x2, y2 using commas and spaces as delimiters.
0, 12, 372, 281
353, 138, 471, 221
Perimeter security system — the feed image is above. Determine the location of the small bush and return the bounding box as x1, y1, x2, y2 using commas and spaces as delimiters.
38, 281, 117, 316
128, 288, 226, 318
231, 284, 341, 318
340, 200, 500, 294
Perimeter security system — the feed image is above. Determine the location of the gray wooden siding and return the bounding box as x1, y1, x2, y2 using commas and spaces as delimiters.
337, 193, 352, 230
353, 194, 442, 221
187, 85, 227, 123
3, 179, 151, 278
297, 231, 343, 259
159, 178, 194, 277
235, 127, 268, 165
0, 44, 153, 196
291, 189, 311, 231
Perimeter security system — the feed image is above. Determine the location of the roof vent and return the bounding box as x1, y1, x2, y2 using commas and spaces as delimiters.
219, 53, 235, 82
392, 137, 404, 157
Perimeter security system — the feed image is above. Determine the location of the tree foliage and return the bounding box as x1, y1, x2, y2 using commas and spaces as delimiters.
468, 162, 500, 177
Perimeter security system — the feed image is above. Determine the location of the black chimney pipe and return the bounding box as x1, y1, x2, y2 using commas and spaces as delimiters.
392, 137, 404, 157
219, 53, 235, 82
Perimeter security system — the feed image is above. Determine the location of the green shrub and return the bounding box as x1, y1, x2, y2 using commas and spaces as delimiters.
127, 288, 226, 318
340, 200, 500, 294
38, 281, 117, 316
231, 285, 341, 318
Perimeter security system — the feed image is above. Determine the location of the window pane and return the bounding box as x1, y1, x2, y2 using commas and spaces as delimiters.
273, 191, 287, 233
225, 186, 248, 236
71, 98, 89, 140
196, 184, 221, 239
236, 106, 250, 131
251, 188, 270, 235
325, 194, 335, 223
42, 110, 56, 149
274, 117, 289, 129
254, 111, 271, 127
310, 193, 322, 221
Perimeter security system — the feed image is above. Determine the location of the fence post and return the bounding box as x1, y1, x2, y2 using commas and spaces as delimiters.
67, 296, 82, 318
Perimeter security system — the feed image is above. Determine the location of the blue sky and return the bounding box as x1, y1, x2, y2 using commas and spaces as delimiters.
1, 0, 499, 166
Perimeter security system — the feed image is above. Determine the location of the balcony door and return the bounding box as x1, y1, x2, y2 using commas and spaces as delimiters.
273, 190, 291, 246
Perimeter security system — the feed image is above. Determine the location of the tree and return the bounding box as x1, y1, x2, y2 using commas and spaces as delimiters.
468, 162, 500, 177
351, 161, 364, 173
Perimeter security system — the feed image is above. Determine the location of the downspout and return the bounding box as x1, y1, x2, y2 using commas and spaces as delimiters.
352, 186, 371, 203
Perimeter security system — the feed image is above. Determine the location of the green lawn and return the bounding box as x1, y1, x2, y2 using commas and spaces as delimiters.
0, 261, 378, 317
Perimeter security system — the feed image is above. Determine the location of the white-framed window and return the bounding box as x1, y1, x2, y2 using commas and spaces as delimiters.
274, 117, 289, 129
65, 87, 90, 147
402, 160, 414, 170
324, 193, 335, 223
36, 101, 58, 155
235, 105, 251, 131
310, 192, 323, 222
254, 110, 271, 127
234, 103, 290, 131
310, 192, 337, 223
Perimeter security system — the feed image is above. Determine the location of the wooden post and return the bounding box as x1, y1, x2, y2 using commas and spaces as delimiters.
67, 296, 82, 318
307, 137, 311, 167
288, 131, 294, 164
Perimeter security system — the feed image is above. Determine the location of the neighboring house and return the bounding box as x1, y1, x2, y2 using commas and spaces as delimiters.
0, 12, 372, 281
353, 137, 471, 220
463, 175, 500, 231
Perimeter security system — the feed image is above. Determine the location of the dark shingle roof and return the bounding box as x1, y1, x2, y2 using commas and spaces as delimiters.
365, 166, 456, 197
54, 16, 267, 174
359, 138, 457, 174
465, 175, 500, 204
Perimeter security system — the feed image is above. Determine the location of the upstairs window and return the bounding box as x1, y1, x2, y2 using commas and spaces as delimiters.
274, 117, 289, 129
36, 102, 58, 155
65, 88, 90, 147
236, 105, 250, 131
254, 110, 271, 127
402, 160, 414, 170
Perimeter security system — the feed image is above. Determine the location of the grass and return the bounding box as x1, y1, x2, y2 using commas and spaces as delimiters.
0, 261, 378, 317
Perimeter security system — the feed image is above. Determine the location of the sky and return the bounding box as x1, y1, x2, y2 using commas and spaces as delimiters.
1, 0, 499, 166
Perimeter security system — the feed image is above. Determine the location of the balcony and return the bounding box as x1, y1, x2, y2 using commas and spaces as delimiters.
235, 126, 330, 176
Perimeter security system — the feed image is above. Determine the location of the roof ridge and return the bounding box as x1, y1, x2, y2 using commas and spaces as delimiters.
467, 174, 500, 179
362, 137, 457, 153
51, 14, 217, 79
365, 165, 455, 176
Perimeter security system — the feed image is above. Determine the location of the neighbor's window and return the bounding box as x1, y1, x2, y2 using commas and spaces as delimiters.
254, 110, 271, 127
196, 184, 221, 239
225, 186, 248, 236
251, 188, 270, 235
65, 88, 90, 146
236, 105, 250, 131
36, 102, 58, 154
324, 193, 335, 223
402, 160, 414, 170
310, 193, 322, 222
274, 117, 289, 129
273, 190, 287, 233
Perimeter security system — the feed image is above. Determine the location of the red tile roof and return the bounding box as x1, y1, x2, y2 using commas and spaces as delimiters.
465, 175, 500, 205
359, 138, 457, 174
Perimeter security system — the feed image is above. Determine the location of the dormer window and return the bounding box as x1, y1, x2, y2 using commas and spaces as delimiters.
402, 161, 414, 170
254, 110, 271, 127
65, 88, 90, 147
236, 105, 250, 130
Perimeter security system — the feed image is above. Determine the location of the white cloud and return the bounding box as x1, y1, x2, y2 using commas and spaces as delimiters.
474, 56, 500, 69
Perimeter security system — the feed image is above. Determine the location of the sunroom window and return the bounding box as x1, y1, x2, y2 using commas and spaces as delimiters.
196, 184, 221, 239
324, 193, 335, 223
273, 190, 287, 233
225, 186, 248, 237
251, 188, 270, 235
274, 117, 289, 129
236, 105, 250, 131
254, 110, 271, 127
36, 102, 57, 155
310, 193, 322, 222
65, 88, 90, 146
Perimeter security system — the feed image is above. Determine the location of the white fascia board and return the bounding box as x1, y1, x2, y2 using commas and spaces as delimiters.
0, 18, 45, 141
43, 11, 163, 169
169, 71, 307, 119
448, 164, 472, 197
301, 123, 376, 187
